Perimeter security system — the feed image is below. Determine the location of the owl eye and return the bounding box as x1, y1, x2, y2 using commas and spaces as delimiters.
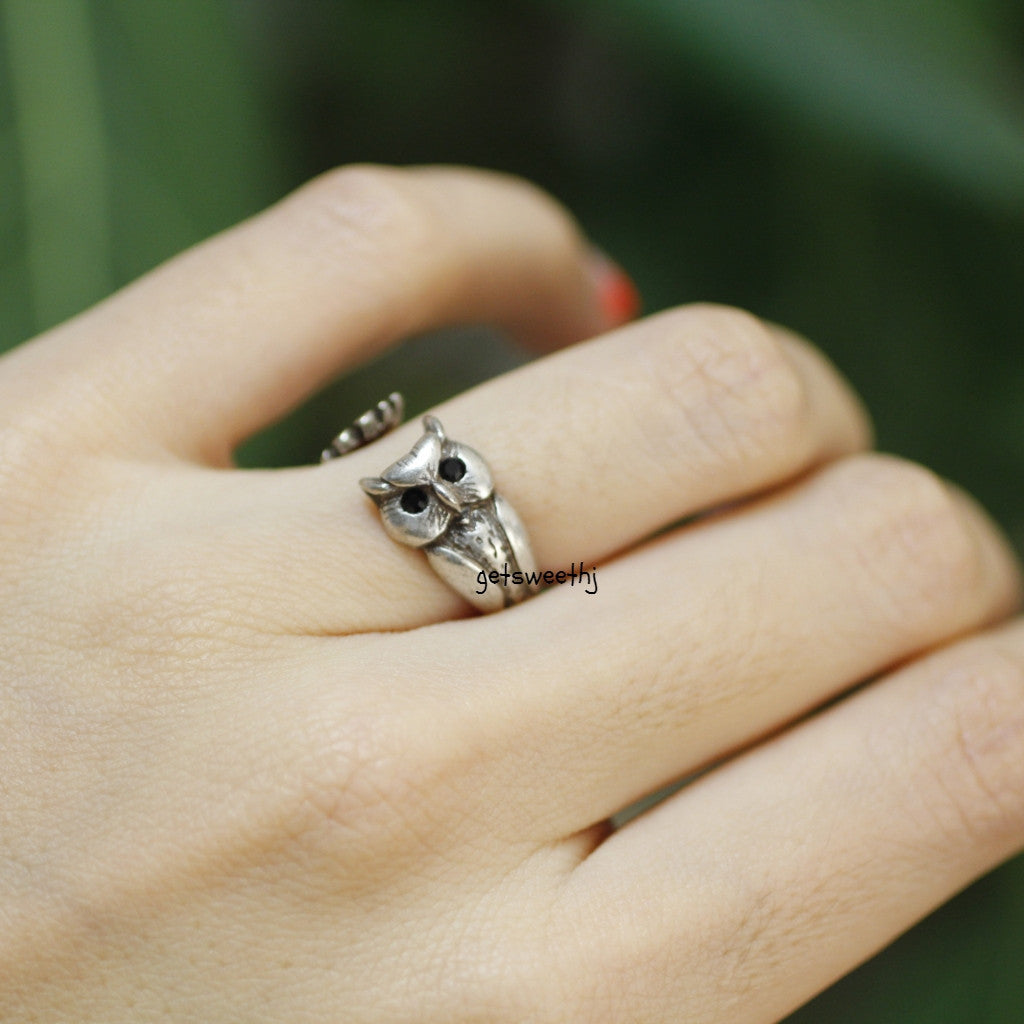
439, 457, 466, 482
400, 487, 429, 514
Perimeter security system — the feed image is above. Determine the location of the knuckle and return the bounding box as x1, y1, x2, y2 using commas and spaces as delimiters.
641, 303, 810, 471
504, 173, 583, 256
551, 925, 638, 1024
549, 881, 689, 1024
0, 410, 105, 549
913, 644, 1024, 847
0, 421, 49, 514
682, 870, 801, 1020
292, 714, 414, 835
285, 163, 443, 270
282, 703, 462, 864
839, 454, 987, 633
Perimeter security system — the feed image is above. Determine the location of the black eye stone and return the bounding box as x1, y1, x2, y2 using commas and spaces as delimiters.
439, 457, 466, 482
400, 487, 429, 514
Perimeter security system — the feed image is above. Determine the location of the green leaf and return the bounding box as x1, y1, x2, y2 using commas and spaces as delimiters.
3, 0, 112, 335
547, 0, 1024, 217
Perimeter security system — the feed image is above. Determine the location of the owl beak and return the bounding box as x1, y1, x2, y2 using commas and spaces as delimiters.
432, 479, 465, 513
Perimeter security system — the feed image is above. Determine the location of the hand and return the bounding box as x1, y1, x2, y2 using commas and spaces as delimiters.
1, 165, 1021, 1023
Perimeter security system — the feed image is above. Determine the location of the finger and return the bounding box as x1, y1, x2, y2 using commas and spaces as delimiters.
2, 165, 615, 463
550, 618, 1024, 1024
248, 303, 871, 631
441, 454, 1020, 839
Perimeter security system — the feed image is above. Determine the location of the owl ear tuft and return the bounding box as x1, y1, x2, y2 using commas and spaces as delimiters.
422, 415, 446, 441
360, 477, 396, 503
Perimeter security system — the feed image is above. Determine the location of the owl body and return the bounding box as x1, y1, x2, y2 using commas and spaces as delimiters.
360, 416, 538, 611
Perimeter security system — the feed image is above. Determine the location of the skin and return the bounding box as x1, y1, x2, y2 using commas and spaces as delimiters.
1, 164, 1023, 1023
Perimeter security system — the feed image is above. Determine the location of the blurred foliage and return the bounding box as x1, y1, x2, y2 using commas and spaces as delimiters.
2, 0, 1024, 1019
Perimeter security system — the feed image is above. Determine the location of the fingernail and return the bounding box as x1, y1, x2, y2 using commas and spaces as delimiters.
588, 248, 641, 328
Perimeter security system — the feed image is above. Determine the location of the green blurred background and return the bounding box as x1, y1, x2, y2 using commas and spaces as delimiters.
2, 0, 1023, 1018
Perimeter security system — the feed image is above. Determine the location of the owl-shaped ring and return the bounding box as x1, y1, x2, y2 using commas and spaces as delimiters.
351, 412, 540, 612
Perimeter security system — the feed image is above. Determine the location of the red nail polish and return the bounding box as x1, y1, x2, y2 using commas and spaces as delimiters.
589, 250, 641, 328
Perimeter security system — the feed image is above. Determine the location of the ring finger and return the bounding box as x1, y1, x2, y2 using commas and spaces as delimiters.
217, 303, 872, 632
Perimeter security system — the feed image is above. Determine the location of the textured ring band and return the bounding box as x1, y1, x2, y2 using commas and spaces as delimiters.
323, 395, 539, 612
321, 392, 405, 460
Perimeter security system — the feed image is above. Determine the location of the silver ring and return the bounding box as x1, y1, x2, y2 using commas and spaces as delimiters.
323, 395, 539, 612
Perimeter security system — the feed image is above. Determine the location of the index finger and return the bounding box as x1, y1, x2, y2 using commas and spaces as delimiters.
0, 166, 613, 463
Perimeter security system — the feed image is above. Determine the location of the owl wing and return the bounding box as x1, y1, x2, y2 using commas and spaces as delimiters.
426, 544, 506, 613
493, 494, 540, 593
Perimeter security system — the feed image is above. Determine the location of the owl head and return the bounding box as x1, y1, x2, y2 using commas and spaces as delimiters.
360, 416, 494, 547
